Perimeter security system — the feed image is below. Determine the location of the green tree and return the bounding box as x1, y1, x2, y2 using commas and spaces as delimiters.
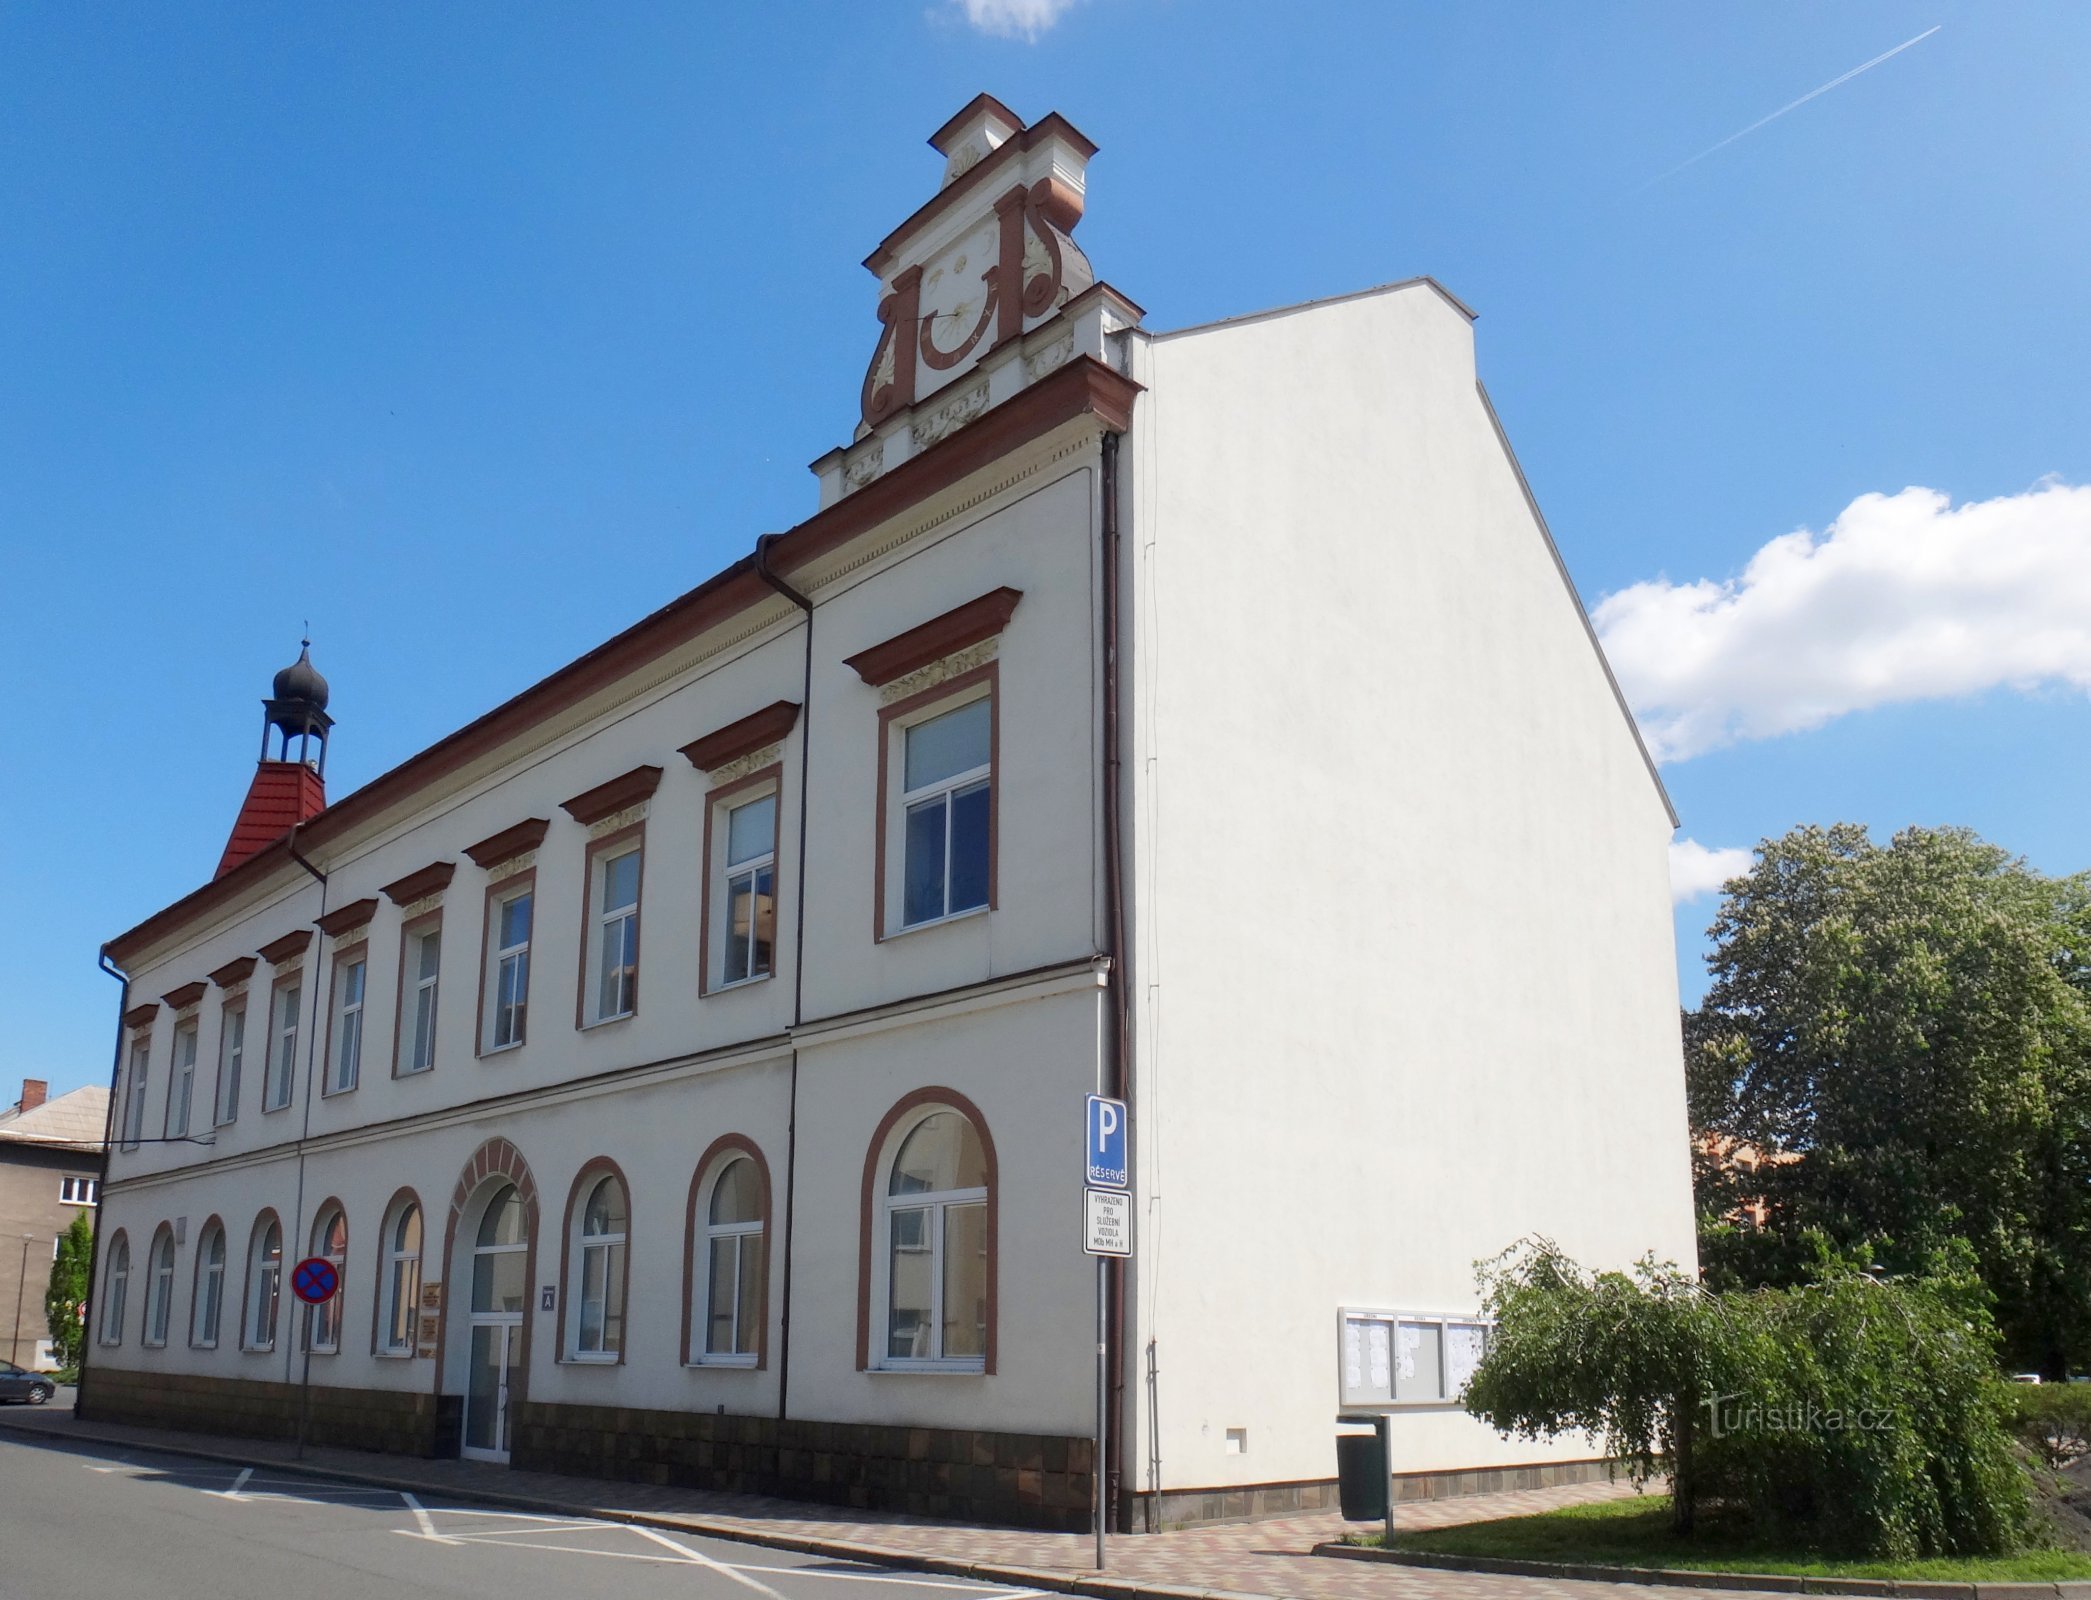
1687, 824, 2091, 1377
46, 1212, 92, 1370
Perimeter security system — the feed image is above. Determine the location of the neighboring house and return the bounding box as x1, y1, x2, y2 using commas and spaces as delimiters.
87, 97, 1696, 1529
0, 1079, 109, 1370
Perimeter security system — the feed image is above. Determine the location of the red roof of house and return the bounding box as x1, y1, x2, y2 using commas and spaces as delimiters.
215, 762, 326, 880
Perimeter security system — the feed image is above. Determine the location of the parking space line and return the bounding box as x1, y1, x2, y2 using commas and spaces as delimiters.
629, 1525, 790, 1598
209, 1466, 254, 1500
400, 1492, 455, 1545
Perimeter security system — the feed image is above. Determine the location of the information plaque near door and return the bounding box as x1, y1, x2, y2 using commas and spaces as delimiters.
1083, 1187, 1132, 1256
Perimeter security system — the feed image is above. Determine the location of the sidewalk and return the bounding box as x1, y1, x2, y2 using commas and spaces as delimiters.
0, 1401, 1727, 1600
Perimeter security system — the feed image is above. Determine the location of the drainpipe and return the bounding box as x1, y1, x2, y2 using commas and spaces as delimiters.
81, 949, 131, 1413
1099, 429, 1132, 1531
284, 828, 327, 1445
753, 532, 815, 1422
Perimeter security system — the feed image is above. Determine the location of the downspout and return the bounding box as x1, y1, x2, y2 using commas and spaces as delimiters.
754, 532, 815, 1422
284, 828, 327, 1432
1099, 429, 1132, 1531
82, 949, 131, 1416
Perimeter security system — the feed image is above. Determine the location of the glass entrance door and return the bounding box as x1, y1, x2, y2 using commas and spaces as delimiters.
460, 1182, 528, 1464
462, 1318, 520, 1460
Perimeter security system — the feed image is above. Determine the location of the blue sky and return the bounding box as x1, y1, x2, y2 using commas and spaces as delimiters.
5, 2, 2088, 1097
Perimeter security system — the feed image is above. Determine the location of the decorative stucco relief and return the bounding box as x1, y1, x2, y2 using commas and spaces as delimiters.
709, 743, 783, 787
911, 382, 989, 450
400, 894, 443, 923
879, 639, 999, 705
589, 803, 648, 841
488, 851, 537, 885
335, 929, 369, 955
844, 441, 885, 492
1024, 330, 1075, 384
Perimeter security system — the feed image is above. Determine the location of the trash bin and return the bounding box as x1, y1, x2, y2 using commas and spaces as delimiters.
1335, 1417, 1388, 1521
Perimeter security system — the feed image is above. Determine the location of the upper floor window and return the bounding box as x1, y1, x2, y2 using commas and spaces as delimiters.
398, 918, 441, 1076
327, 956, 365, 1095
897, 694, 992, 930
99, 1232, 130, 1346
378, 1198, 423, 1355
484, 882, 533, 1052
265, 979, 301, 1112
878, 1107, 990, 1370
165, 1021, 198, 1140
120, 1040, 149, 1150
567, 1171, 628, 1360
59, 1175, 98, 1207
307, 1207, 347, 1353
583, 844, 641, 1026
718, 794, 776, 989
191, 1221, 226, 1348
143, 1225, 176, 1348
214, 1003, 245, 1126
244, 1215, 282, 1351
698, 1155, 765, 1364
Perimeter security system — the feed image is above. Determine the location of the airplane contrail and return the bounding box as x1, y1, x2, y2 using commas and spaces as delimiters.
1641, 24, 1942, 190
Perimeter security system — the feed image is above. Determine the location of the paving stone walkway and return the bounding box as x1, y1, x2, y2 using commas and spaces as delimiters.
0, 1402, 1751, 1600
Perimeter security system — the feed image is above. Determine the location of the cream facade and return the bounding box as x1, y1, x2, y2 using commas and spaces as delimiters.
88, 96, 1693, 1529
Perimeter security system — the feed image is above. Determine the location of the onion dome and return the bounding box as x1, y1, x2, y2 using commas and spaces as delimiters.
272, 641, 330, 711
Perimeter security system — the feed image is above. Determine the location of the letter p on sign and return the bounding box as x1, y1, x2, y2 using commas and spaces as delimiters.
1086, 1094, 1128, 1190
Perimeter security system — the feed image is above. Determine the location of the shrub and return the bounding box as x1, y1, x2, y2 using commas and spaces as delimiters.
2006, 1384, 2091, 1468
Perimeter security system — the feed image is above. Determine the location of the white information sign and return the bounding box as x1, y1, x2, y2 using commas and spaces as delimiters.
1083, 1187, 1131, 1256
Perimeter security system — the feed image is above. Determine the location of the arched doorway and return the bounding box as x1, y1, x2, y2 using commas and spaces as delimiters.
460, 1182, 528, 1461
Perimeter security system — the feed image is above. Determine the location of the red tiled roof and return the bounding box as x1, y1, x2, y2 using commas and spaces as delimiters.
216, 762, 326, 880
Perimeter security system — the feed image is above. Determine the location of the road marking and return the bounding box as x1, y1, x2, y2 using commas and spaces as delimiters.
400, 1491, 455, 1545
628, 1524, 789, 1598
209, 1466, 254, 1500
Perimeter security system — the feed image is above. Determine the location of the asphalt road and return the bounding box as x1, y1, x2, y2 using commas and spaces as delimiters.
0, 1430, 1041, 1600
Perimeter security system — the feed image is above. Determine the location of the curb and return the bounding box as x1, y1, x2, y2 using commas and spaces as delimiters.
1311, 1542, 2091, 1599
0, 1409, 1225, 1600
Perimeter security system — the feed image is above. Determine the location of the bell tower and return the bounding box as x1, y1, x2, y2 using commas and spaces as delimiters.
215, 639, 333, 879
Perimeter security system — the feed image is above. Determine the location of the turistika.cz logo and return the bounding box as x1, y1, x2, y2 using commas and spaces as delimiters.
1701, 1393, 1895, 1439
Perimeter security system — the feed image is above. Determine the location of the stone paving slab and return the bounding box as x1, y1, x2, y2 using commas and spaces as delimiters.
0, 1402, 1782, 1600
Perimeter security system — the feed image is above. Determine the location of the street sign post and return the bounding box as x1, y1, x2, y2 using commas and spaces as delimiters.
1086, 1095, 1127, 1189
1082, 1095, 1131, 1574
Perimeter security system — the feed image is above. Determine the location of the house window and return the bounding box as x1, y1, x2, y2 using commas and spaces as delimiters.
166, 1021, 198, 1139
719, 795, 776, 988
307, 1208, 347, 1353
244, 1216, 282, 1350
99, 1233, 129, 1346
144, 1226, 176, 1348
698, 1156, 765, 1364
567, 1171, 627, 1360
898, 695, 991, 929
265, 979, 301, 1111
398, 919, 441, 1075
583, 844, 642, 1025
327, 957, 365, 1095
378, 1199, 423, 1355
191, 1221, 225, 1348
120, 1040, 149, 1150
214, 1003, 245, 1125
484, 883, 532, 1052
59, 1176, 99, 1207
879, 1109, 989, 1369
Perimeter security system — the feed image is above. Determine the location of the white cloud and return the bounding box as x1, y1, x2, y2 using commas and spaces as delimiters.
1593, 480, 2091, 762
1669, 839, 1754, 905
948, 0, 1083, 39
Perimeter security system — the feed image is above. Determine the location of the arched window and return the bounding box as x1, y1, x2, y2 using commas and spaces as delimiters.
307, 1206, 347, 1353
377, 1198, 423, 1355
471, 1184, 527, 1313
880, 1108, 989, 1369
143, 1225, 177, 1347
191, 1221, 226, 1348
244, 1214, 282, 1351
698, 1155, 765, 1364
567, 1171, 627, 1360
99, 1232, 130, 1346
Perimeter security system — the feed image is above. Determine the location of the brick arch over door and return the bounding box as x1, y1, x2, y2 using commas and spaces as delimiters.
434, 1138, 540, 1402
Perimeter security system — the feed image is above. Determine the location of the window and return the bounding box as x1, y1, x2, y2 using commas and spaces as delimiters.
698, 1156, 765, 1364
191, 1222, 226, 1348
165, 1021, 198, 1139
397, 919, 441, 1075
567, 1172, 627, 1360
214, 1003, 245, 1125
265, 980, 301, 1111
59, 1176, 98, 1207
719, 794, 776, 988
1337, 1308, 1494, 1408
99, 1233, 129, 1345
327, 956, 365, 1095
484, 884, 532, 1052
378, 1200, 423, 1355
307, 1208, 347, 1353
582, 844, 641, 1025
144, 1226, 176, 1347
471, 1184, 527, 1314
879, 1109, 989, 1369
120, 1040, 149, 1150
244, 1215, 282, 1350
898, 695, 991, 930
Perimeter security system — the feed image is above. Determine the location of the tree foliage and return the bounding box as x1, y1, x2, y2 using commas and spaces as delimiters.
45, 1211, 92, 1371
1465, 1237, 2029, 1560
1686, 824, 2091, 1377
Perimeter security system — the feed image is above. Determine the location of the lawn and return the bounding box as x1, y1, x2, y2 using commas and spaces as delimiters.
1382, 1495, 2091, 1582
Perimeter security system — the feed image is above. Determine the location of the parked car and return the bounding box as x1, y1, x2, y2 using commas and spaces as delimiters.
0, 1359, 55, 1404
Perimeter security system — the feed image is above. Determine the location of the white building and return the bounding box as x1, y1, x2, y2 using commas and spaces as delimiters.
89, 96, 1695, 1530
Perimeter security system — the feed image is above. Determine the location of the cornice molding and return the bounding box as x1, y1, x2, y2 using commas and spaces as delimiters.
559, 765, 664, 828
844, 588, 1022, 687
680, 701, 802, 774
463, 818, 550, 871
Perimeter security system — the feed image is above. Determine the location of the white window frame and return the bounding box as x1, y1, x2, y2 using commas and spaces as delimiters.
890, 690, 993, 934
1336, 1306, 1495, 1409
583, 844, 642, 1026
166, 1021, 198, 1140
214, 1002, 245, 1126
144, 1228, 175, 1348
713, 790, 778, 991
874, 1115, 989, 1374
695, 1157, 763, 1367
485, 883, 533, 1053
99, 1235, 129, 1346
378, 1201, 423, 1356
191, 1223, 225, 1348
244, 1219, 282, 1351
120, 1040, 149, 1150
399, 920, 441, 1076
307, 1209, 347, 1353
59, 1175, 99, 1207
265, 979, 301, 1112
327, 955, 365, 1095
568, 1174, 627, 1361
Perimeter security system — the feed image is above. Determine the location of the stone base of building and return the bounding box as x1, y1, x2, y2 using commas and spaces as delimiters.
79, 1367, 457, 1458
1127, 1457, 1616, 1530
512, 1400, 1093, 1532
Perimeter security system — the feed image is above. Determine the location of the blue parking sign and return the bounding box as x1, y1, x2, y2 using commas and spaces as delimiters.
1086, 1095, 1128, 1189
